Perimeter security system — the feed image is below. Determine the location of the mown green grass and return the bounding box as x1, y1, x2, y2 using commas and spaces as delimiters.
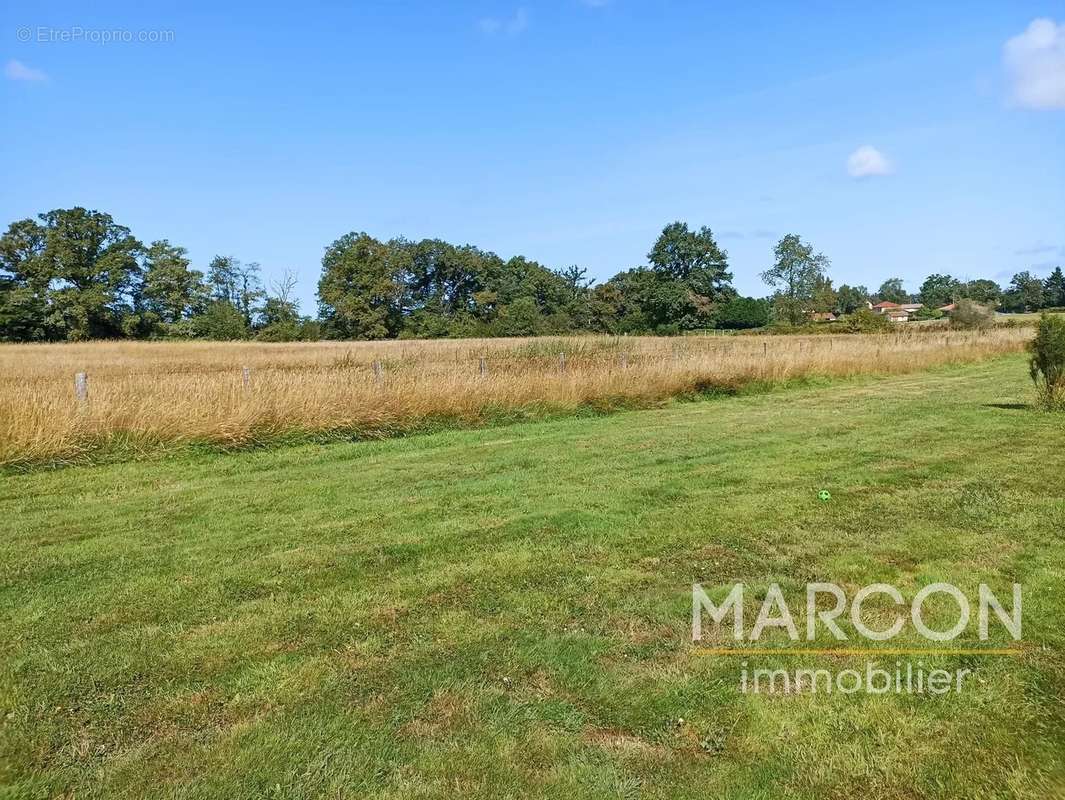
2, 356, 1064, 798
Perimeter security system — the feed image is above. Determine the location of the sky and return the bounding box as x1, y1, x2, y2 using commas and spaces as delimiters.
2, 1, 1064, 313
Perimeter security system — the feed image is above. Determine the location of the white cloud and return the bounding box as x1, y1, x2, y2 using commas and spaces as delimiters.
1004, 18, 1065, 109
846, 145, 893, 178
4, 59, 47, 82
478, 8, 528, 36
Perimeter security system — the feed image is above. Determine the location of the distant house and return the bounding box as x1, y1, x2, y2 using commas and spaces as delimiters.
871, 301, 923, 321
871, 301, 901, 315
939, 303, 957, 314
809, 312, 837, 322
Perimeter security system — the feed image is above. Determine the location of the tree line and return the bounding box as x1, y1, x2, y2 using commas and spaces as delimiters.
1, 207, 1062, 342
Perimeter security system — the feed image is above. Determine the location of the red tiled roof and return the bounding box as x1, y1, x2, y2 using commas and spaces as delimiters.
872, 301, 901, 309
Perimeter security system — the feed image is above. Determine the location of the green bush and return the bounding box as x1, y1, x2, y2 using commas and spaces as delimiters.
950, 299, 994, 330
912, 306, 944, 321
1029, 313, 1065, 410
716, 296, 770, 330
839, 308, 892, 333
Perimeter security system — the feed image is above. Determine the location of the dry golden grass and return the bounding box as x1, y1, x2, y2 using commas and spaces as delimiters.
0, 329, 1031, 467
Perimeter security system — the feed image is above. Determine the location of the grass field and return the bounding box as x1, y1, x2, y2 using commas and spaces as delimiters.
0, 329, 1031, 468
3, 354, 1064, 798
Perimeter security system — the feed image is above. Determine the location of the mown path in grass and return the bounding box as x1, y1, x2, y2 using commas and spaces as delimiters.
2, 356, 1064, 798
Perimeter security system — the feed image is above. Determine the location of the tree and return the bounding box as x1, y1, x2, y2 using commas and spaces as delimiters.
494, 296, 544, 336
919, 273, 963, 308
256, 271, 304, 341
318, 233, 406, 339
716, 296, 770, 329
206, 255, 264, 328
760, 234, 830, 325
962, 279, 1002, 307
1003, 271, 1044, 312
0, 208, 144, 340
1043, 267, 1065, 308
811, 275, 837, 313
604, 268, 696, 333
192, 300, 249, 340
558, 265, 592, 300
647, 222, 733, 303
835, 284, 870, 315
207, 255, 240, 306
876, 278, 909, 304
0, 218, 53, 341
141, 240, 207, 326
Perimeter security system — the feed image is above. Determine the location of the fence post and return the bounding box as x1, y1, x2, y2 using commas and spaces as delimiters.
373, 360, 383, 384
74, 372, 89, 405
559, 352, 566, 373
763, 341, 768, 358
241, 366, 251, 389
619, 352, 628, 369
479, 356, 487, 377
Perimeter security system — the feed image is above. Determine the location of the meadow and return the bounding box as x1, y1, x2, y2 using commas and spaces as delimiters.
2, 354, 1063, 798
0, 328, 1033, 468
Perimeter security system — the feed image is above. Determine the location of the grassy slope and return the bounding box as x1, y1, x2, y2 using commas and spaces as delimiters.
2, 356, 1064, 799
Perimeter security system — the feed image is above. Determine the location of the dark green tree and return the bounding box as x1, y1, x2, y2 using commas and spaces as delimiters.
962, 278, 1002, 307
604, 268, 696, 333
191, 300, 250, 340
919, 273, 963, 308
141, 240, 207, 326
835, 284, 870, 315
1043, 267, 1065, 308
647, 222, 733, 303
811, 275, 837, 313
1003, 271, 1044, 312
206, 255, 264, 328
1029, 313, 1065, 409
558, 265, 592, 299
716, 296, 770, 329
318, 233, 406, 339
0, 218, 54, 341
0, 208, 145, 340
875, 278, 909, 304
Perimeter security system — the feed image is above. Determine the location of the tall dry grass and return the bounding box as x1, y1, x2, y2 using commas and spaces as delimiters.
0, 329, 1030, 467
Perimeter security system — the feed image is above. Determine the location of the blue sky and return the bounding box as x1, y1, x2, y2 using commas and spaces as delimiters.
3, 1, 1064, 313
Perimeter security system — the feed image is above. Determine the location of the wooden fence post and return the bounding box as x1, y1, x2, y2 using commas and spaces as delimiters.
479, 356, 487, 377
559, 352, 566, 373
241, 366, 251, 389
619, 353, 628, 369
373, 361, 383, 384
74, 372, 89, 405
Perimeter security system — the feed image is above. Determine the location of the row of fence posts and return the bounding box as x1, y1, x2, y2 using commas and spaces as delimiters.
70, 328, 1003, 406
69, 350, 632, 402
76, 333, 940, 401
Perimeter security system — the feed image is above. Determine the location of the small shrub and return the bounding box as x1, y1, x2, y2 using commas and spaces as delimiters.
840, 308, 892, 333
1029, 313, 1065, 410
950, 299, 994, 330
912, 306, 944, 321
